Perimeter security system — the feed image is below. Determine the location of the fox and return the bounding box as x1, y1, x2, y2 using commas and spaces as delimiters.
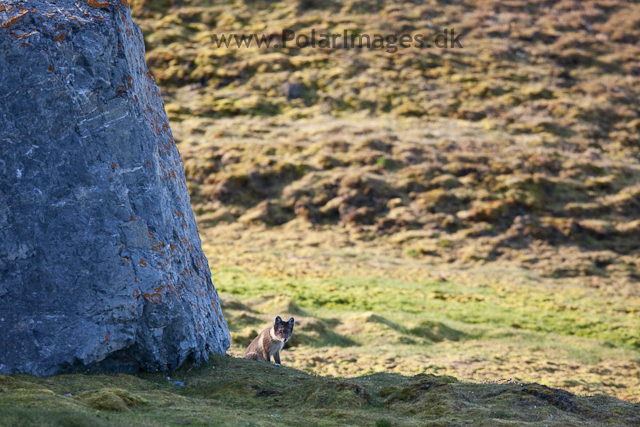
243, 316, 294, 365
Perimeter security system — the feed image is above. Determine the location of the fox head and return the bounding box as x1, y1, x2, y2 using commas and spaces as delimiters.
274, 316, 295, 342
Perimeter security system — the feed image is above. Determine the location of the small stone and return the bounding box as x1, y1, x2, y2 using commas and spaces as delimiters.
63, 393, 72, 398
173, 381, 185, 387
283, 82, 306, 100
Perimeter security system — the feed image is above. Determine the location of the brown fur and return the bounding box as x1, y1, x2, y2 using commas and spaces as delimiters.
244, 316, 294, 364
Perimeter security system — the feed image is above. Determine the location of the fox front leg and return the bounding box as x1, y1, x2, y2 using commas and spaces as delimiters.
274, 351, 281, 365
262, 348, 270, 363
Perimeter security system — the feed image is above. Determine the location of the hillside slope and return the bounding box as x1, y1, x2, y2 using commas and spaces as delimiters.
122, 0, 640, 403
130, 0, 640, 283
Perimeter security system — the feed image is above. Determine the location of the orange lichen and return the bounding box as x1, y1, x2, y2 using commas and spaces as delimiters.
48, 66, 54, 72
105, 331, 109, 340
110, 162, 117, 169
132, 289, 140, 298
66, 15, 84, 26
154, 285, 165, 293
55, 33, 66, 43
120, 0, 130, 7
143, 293, 162, 304
87, 0, 110, 9
1, 12, 27, 29
174, 210, 184, 219
139, 259, 147, 267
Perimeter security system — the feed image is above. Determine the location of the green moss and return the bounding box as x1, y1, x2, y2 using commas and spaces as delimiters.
81, 390, 130, 412
378, 387, 396, 398
1, 355, 638, 426
305, 380, 370, 408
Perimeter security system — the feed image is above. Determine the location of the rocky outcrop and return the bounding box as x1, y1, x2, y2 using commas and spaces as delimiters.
0, 0, 230, 376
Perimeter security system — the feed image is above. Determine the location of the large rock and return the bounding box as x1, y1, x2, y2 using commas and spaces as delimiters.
0, 0, 230, 376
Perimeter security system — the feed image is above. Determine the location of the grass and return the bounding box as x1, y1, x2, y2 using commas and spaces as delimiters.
191, 215, 640, 403
211, 251, 640, 402
216, 270, 639, 349
1, 355, 638, 427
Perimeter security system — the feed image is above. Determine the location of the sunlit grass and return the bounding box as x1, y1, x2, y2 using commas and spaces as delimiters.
214, 269, 640, 350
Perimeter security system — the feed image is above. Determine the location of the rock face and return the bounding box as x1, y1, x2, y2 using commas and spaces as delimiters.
0, 0, 230, 376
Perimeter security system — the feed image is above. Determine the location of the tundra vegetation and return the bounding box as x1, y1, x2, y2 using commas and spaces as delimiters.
2, 0, 639, 425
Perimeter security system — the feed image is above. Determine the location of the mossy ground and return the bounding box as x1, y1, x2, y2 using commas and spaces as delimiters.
204, 221, 640, 403
1, 355, 638, 426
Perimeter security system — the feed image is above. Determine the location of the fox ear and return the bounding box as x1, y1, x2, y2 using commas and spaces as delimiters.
288, 317, 295, 326
275, 316, 282, 325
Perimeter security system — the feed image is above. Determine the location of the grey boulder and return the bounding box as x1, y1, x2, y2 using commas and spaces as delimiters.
0, 0, 230, 376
